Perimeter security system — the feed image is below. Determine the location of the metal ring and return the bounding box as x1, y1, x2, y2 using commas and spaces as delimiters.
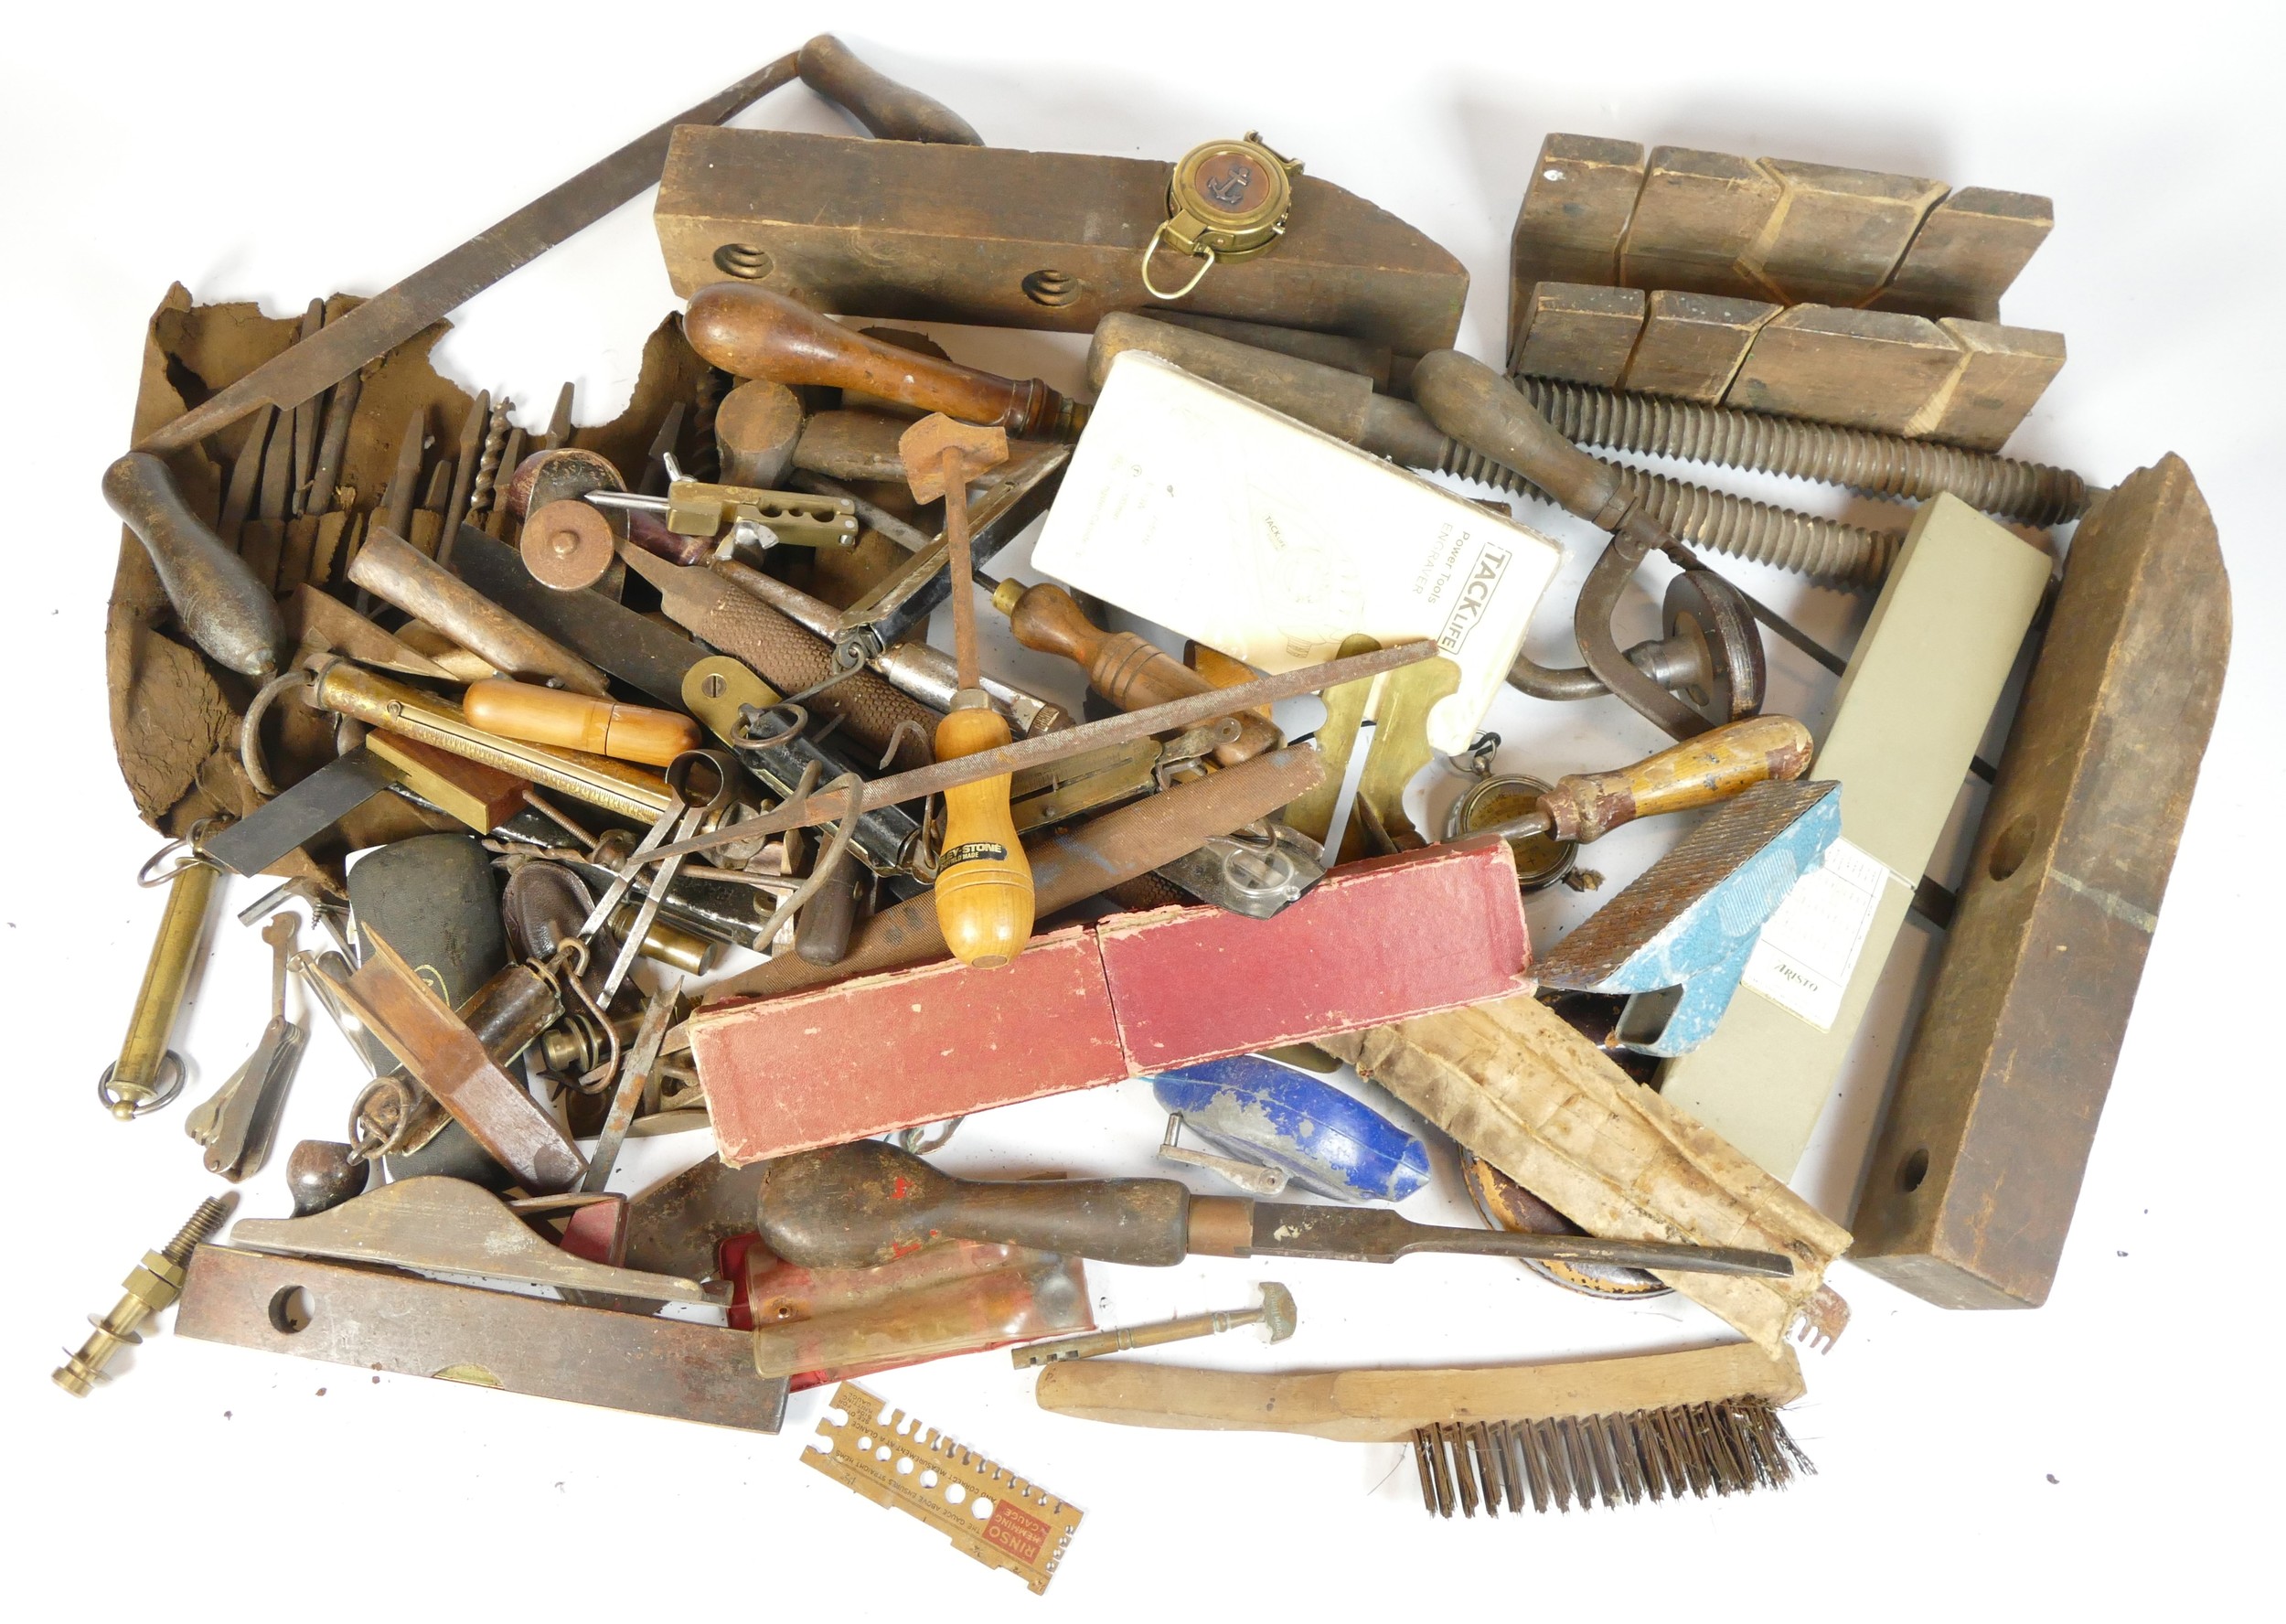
96, 1052, 186, 1117
137, 814, 232, 888
240, 670, 309, 799
1139, 224, 1215, 301
1447, 775, 1578, 892
347, 1075, 418, 1161
731, 702, 807, 752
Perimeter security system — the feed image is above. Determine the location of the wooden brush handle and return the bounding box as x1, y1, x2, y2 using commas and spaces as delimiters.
684, 283, 1078, 441
1034, 1343, 1805, 1443
1541, 714, 1814, 843
995, 582, 1281, 765
463, 679, 701, 767
933, 704, 1034, 967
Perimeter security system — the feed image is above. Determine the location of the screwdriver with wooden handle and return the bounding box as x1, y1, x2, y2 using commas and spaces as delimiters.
685, 283, 1087, 442
984, 576, 1284, 767
901, 414, 1033, 969
1471, 715, 1816, 846
757, 1140, 1795, 1278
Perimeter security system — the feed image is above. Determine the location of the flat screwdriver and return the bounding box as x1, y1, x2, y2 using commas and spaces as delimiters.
1470, 714, 1816, 846
901, 415, 1033, 969
757, 1140, 1795, 1278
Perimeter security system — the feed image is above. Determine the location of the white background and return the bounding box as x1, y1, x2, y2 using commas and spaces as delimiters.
5, 4, 2282, 1617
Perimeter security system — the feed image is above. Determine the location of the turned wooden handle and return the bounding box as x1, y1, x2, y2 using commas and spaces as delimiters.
102, 452, 286, 678
758, 1140, 1191, 1270
1542, 714, 1815, 843
796, 34, 982, 145
462, 679, 701, 768
685, 283, 1074, 440
998, 582, 1281, 765
933, 704, 1033, 968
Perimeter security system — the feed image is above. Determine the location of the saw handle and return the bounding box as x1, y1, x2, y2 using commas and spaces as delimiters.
755, 1139, 1191, 1269
992, 582, 1281, 766
683, 284, 1079, 442
1542, 715, 1815, 843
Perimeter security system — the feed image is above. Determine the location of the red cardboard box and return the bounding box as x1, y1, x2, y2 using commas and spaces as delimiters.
693, 840, 1527, 1165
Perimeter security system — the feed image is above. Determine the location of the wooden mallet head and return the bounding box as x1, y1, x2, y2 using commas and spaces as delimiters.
900, 414, 1008, 504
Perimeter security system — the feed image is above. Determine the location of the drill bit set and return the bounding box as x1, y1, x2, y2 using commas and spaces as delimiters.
58, 29, 2229, 1598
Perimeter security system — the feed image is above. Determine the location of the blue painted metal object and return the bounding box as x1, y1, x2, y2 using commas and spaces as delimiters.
1535, 780, 1842, 1058
1150, 1055, 1432, 1203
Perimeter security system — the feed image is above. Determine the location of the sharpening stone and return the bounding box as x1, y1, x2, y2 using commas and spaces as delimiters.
1658, 495, 2050, 1178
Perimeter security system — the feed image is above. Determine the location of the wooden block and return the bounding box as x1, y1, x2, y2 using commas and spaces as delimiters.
1725, 304, 1963, 434
1100, 840, 1531, 1074
1909, 319, 2067, 451
1506, 134, 1645, 368
1619, 290, 1779, 402
1659, 497, 2052, 1177
657, 127, 1469, 357
1618, 147, 1780, 298
1738, 160, 1947, 306
1852, 457, 2228, 1308
696, 927, 1130, 1166
1873, 187, 2053, 321
364, 730, 530, 832
1512, 282, 1647, 387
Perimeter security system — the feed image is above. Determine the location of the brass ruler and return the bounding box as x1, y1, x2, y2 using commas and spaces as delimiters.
802, 1382, 1082, 1595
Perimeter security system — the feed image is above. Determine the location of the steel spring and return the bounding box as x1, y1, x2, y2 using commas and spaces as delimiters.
1515, 377, 2091, 528
1436, 443, 1897, 590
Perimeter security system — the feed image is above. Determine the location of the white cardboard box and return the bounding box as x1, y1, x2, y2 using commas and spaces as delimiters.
1032, 353, 1564, 753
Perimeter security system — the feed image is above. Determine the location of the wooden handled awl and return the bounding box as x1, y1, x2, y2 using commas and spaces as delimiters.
102, 453, 288, 678
685, 283, 1086, 442
902, 414, 1031, 969
988, 579, 1283, 767
1475, 715, 1814, 845
756, 1140, 1795, 1278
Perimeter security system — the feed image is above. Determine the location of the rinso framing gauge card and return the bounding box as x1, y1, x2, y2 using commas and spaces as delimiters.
1032, 352, 1563, 753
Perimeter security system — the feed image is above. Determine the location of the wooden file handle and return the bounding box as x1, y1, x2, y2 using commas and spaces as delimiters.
993, 582, 1282, 767
1542, 714, 1816, 843
684, 283, 1084, 442
462, 679, 701, 768
932, 704, 1035, 968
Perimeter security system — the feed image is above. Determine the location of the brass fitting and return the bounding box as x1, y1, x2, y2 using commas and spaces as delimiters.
53, 1196, 232, 1396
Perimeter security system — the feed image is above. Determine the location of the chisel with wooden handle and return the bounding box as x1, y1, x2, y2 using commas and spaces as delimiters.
987, 577, 1283, 767
756, 1141, 1795, 1278
682, 283, 1087, 441
1474, 714, 1815, 845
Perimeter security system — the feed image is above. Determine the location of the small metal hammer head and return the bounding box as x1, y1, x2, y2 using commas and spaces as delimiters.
1258, 1281, 1298, 1342
899, 414, 1007, 504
